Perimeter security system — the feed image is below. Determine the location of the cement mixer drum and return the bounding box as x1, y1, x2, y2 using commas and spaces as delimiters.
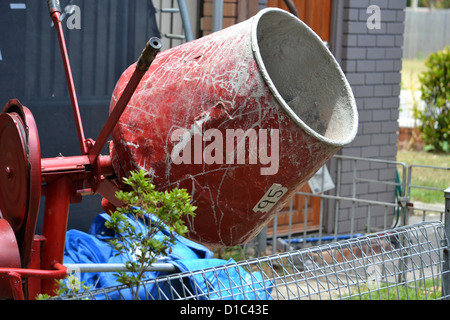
109, 8, 358, 247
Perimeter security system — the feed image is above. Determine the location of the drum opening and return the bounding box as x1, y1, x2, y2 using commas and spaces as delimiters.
252, 9, 358, 146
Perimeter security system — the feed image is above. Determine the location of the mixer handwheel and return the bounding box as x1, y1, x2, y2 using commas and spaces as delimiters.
0, 219, 21, 299
0, 112, 28, 231
0, 100, 41, 267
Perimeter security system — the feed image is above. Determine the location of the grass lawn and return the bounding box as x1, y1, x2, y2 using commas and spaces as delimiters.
344, 279, 441, 300
401, 58, 427, 90
397, 150, 450, 204
399, 58, 449, 204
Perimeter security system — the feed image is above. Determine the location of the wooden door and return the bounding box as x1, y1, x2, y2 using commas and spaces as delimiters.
265, 0, 332, 236
266, 0, 332, 42
266, 184, 321, 237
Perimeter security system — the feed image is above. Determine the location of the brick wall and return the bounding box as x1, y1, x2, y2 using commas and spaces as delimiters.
201, 0, 238, 35
325, 0, 407, 234
340, 0, 405, 160
201, 0, 266, 35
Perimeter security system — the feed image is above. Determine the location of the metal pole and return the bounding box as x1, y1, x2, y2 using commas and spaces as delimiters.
212, 0, 223, 32
256, 228, 267, 256
88, 37, 162, 163
442, 187, 450, 299
65, 263, 178, 273
48, 1, 87, 155
177, 0, 194, 42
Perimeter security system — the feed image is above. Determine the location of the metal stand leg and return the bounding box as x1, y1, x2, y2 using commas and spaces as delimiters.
40, 176, 72, 295
442, 187, 450, 299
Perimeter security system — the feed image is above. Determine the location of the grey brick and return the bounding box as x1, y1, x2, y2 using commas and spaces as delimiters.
380, 10, 398, 22
392, 84, 401, 96
374, 85, 393, 97
341, 59, 357, 72
343, 47, 367, 59
342, 146, 362, 157
343, 34, 358, 46
387, 22, 405, 35
357, 60, 376, 72
379, 144, 398, 157
353, 85, 374, 97
336, 221, 351, 234
388, 0, 407, 9
345, 0, 369, 8
390, 108, 399, 120
383, 96, 400, 108
393, 59, 403, 71
385, 47, 403, 59
362, 146, 381, 158
395, 35, 404, 47
370, 161, 389, 169
355, 97, 365, 107
367, 22, 388, 35
369, 0, 388, 8
377, 35, 395, 46
381, 120, 398, 133
355, 207, 371, 221
389, 133, 399, 145
360, 169, 380, 181
367, 48, 386, 59
344, 21, 369, 34
369, 181, 389, 193
377, 191, 396, 202
357, 34, 377, 47
363, 122, 382, 134
339, 171, 356, 185
379, 167, 396, 180
358, 109, 372, 122
371, 134, 389, 145
355, 183, 369, 196
364, 97, 383, 109
366, 73, 385, 85
344, 8, 360, 21
384, 72, 402, 84
396, 10, 406, 22
346, 73, 366, 84
360, 7, 387, 22
372, 109, 391, 121
376, 60, 394, 71
351, 134, 372, 147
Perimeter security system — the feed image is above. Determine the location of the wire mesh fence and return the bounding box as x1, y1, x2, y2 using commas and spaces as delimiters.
55, 221, 449, 300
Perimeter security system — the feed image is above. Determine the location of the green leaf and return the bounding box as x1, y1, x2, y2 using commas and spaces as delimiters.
101, 169, 197, 299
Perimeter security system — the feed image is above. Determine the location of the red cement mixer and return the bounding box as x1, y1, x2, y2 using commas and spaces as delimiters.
0, 1, 358, 299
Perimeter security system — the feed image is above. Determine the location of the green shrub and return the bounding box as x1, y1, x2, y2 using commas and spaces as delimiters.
416, 46, 450, 153
105, 169, 196, 299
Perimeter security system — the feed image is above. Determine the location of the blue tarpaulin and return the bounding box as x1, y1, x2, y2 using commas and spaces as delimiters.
63, 212, 272, 300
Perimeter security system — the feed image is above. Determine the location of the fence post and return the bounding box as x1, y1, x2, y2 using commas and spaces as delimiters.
443, 187, 450, 299
257, 227, 267, 256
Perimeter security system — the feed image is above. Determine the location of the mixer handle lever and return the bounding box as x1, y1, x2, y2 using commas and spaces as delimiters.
137, 38, 162, 73
88, 37, 162, 163
47, 0, 61, 14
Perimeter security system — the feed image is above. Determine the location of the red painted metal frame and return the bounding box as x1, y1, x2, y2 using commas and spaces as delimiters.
49, 8, 86, 155
0, 263, 67, 300
0, 3, 161, 299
